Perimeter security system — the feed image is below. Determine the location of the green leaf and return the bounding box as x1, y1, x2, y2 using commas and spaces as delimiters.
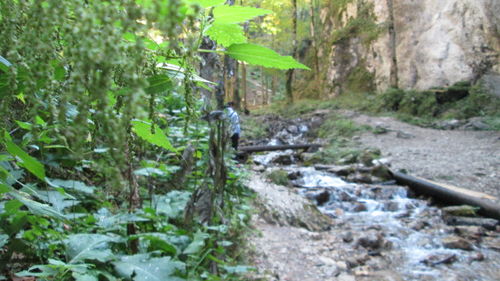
213, 5, 272, 24
0, 183, 11, 194
146, 74, 173, 95
5, 139, 46, 181
133, 167, 166, 177
42, 191, 80, 212
0, 234, 9, 248
65, 233, 119, 264
73, 272, 98, 281
0, 56, 11, 73
47, 179, 95, 194
131, 120, 176, 152
183, 230, 209, 255
188, 0, 225, 8
94, 208, 149, 229
222, 265, 253, 274
152, 190, 191, 219
225, 43, 310, 70
9, 189, 66, 220
138, 234, 177, 255
113, 254, 185, 281
15, 120, 33, 130
206, 22, 247, 47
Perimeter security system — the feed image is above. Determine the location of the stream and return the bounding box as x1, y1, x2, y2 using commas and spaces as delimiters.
249, 118, 500, 281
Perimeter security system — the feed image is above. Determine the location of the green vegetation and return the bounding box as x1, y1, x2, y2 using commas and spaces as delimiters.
241, 117, 269, 140
330, 1, 381, 46
375, 83, 500, 128
0, 0, 308, 280
266, 169, 290, 186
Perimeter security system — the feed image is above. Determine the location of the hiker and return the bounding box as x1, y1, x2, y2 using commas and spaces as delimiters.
225, 102, 241, 150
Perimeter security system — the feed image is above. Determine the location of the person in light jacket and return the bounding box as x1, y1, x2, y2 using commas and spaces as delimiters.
225, 102, 240, 150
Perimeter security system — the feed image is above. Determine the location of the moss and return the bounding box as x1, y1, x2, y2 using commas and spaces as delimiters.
398, 90, 438, 117
345, 65, 375, 93
372, 83, 500, 129
266, 169, 289, 186
330, 1, 382, 46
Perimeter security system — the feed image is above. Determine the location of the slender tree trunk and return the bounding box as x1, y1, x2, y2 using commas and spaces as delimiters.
223, 0, 237, 106
309, 0, 320, 92
387, 0, 399, 88
233, 61, 241, 109
285, 0, 298, 103
241, 63, 247, 111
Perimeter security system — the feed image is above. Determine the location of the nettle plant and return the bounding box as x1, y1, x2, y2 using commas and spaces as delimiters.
0, 0, 307, 280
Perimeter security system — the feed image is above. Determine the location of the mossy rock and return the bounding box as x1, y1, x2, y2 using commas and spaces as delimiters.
266, 169, 290, 186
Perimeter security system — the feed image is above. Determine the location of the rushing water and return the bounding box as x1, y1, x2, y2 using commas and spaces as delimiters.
287, 167, 500, 280
252, 122, 500, 280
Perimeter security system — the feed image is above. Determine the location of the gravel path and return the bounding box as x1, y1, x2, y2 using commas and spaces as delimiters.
344, 111, 500, 200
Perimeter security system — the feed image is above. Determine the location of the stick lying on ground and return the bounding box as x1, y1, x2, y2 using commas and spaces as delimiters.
391, 170, 500, 220
238, 144, 321, 153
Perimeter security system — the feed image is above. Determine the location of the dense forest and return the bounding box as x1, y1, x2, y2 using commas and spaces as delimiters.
1, 0, 499, 280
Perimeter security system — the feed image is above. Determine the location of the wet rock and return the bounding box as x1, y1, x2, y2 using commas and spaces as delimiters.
318, 256, 337, 266
299, 152, 315, 163
444, 216, 499, 230
357, 231, 389, 250
383, 201, 399, 212
286, 125, 299, 134
272, 154, 293, 165
454, 226, 485, 241
421, 253, 457, 266
442, 235, 474, 251
409, 221, 428, 231
346, 172, 373, 184
338, 191, 355, 202
314, 190, 330, 206
337, 273, 356, 281
352, 202, 368, 212
370, 165, 392, 181
287, 170, 302, 180
314, 164, 355, 176
335, 261, 348, 271
342, 232, 354, 243
346, 255, 369, 269
252, 165, 266, 172
483, 236, 500, 252
469, 252, 485, 262
442, 205, 479, 217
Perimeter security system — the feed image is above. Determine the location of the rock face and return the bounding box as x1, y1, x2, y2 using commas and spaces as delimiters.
322, 0, 500, 94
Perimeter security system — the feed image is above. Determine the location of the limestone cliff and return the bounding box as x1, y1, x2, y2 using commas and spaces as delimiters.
321, 0, 500, 95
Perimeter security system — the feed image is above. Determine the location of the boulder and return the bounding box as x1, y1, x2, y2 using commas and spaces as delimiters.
442, 235, 474, 251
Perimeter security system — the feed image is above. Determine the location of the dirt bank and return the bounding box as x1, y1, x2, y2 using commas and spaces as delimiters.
342, 111, 500, 201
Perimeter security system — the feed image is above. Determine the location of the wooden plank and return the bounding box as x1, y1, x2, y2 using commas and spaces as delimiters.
239, 144, 321, 153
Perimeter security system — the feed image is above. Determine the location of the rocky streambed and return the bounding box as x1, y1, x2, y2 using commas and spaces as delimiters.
245, 113, 500, 281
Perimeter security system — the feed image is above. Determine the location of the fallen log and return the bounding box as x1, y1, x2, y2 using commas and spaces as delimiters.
239, 143, 321, 153
391, 171, 500, 220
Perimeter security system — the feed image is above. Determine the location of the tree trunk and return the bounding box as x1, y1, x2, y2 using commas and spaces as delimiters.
387, 0, 399, 88
233, 61, 241, 109
285, 0, 298, 103
241, 62, 248, 111
309, 0, 320, 92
